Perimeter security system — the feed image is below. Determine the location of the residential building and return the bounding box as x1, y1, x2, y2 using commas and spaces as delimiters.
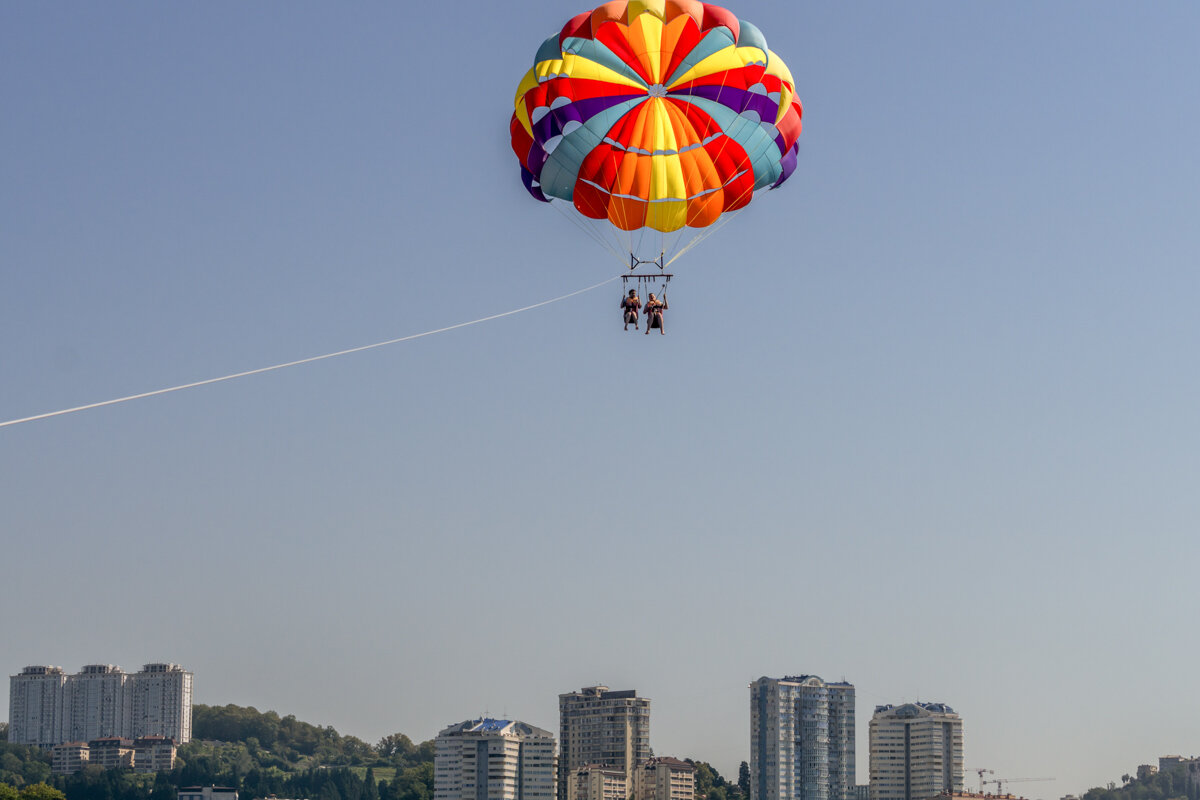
868, 703, 963, 800
749, 676, 856, 800
435, 718, 557, 800
569, 766, 628, 800
9, 666, 68, 747
49, 737, 175, 775
67, 665, 127, 742
128, 663, 193, 742
88, 737, 136, 770
1158, 758, 1200, 792
179, 788, 238, 800
9, 662, 193, 748
51, 743, 90, 775
559, 686, 651, 800
633, 757, 695, 800
134, 736, 179, 773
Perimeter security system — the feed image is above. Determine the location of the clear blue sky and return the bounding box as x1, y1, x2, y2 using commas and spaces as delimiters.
3, 2, 1199, 795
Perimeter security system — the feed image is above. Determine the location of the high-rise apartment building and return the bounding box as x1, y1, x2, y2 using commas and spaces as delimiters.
435, 718, 557, 800
868, 703, 963, 800
9, 666, 68, 747
749, 676, 856, 800
8, 663, 193, 747
128, 663, 192, 742
558, 686, 651, 800
67, 665, 127, 742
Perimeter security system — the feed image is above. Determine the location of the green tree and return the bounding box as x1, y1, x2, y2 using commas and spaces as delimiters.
688, 761, 742, 800
738, 763, 750, 798
0, 784, 19, 800
18, 783, 66, 800
20, 763, 49, 787
149, 772, 175, 800
389, 763, 433, 800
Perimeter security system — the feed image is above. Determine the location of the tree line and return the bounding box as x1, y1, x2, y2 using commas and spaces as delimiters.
1, 705, 435, 800
1083, 768, 1199, 800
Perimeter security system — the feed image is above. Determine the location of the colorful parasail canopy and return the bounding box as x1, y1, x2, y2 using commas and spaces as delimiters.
510, 0, 803, 238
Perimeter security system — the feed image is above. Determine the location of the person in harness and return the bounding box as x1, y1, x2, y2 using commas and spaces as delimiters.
620, 289, 641, 331
644, 292, 667, 335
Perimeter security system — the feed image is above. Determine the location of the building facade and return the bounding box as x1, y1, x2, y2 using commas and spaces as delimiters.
9, 666, 68, 747
868, 703, 963, 800
558, 686, 651, 800
435, 718, 557, 800
8, 663, 193, 748
127, 663, 193, 742
179, 788, 238, 800
134, 736, 179, 773
568, 766, 628, 800
88, 737, 136, 770
51, 743, 90, 775
750, 676, 856, 800
67, 665, 128, 742
1158, 758, 1200, 793
49, 736, 178, 775
633, 758, 695, 800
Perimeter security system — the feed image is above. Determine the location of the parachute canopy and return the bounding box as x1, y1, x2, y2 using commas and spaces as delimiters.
510, 1, 803, 238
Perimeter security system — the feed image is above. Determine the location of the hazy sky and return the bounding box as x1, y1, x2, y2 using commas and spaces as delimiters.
3, 2, 1199, 796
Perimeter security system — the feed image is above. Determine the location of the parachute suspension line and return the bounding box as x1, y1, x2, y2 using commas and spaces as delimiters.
551, 201, 628, 269
0, 274, 623, 430
664, 206, 747, 269
552, 201, 606, 256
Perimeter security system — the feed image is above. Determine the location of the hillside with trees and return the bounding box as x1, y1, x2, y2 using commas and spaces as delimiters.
1083, 768, 1199, 800
4, 709, 750, 800
1, 705, 434, 800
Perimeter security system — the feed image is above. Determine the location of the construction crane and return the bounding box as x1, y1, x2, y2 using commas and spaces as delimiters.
974, 769, 995, 793
984, 778, 1056, 796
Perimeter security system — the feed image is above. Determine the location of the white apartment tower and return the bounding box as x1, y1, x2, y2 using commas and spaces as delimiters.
435, 718, 557, 800
8, 663, 193, 747
868, 703, 963, 800
128, 663, 192, 742
67, 665, 127, 742
9, 666, 68, 747
750, 676, 856, 800
558, 686, 651, 800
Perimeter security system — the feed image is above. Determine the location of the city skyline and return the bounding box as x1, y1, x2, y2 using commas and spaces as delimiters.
4, 2, 1199, 796
4, 660, 1194, 797
6, 663, 1152, 800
